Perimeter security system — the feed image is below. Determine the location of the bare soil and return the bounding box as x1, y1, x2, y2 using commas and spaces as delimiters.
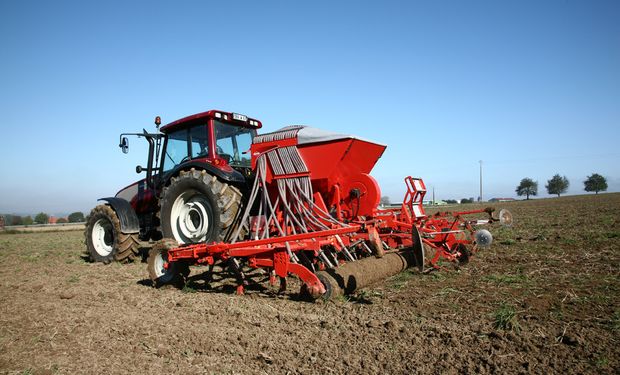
0, 193, 619, 374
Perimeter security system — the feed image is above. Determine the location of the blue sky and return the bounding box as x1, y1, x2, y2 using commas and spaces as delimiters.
1, 0, 619, 215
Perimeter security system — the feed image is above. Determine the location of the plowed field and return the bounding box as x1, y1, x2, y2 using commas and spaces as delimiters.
1, 193, 619, 374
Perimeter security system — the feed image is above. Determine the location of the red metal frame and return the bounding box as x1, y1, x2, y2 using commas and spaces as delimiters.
160, 172, 504, 297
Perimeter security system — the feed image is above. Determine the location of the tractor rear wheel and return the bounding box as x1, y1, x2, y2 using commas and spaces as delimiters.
147, 238, 190, 288
84, 204, 140, 263
158, 169, 243, 245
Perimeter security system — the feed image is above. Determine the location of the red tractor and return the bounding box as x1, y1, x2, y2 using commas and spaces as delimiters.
85, 110, 261, 263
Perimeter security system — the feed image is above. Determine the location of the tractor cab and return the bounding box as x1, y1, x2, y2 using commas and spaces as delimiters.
159, 110, 262, 178
119, 110, 262, 193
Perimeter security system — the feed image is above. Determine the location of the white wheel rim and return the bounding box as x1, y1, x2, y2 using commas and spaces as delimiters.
474, 229, 493, 248
153, 251, 174, 282
170, 191, 211, 244
92, 218, 114, 256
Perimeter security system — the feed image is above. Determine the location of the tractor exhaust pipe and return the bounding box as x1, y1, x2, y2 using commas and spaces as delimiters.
316, 250, 417, 299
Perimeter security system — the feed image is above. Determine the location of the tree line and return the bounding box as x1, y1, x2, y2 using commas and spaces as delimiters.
516, 173, 608, 199
0, 212, 85, 226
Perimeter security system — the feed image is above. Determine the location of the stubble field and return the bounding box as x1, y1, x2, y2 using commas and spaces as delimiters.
0, 193, 619, 374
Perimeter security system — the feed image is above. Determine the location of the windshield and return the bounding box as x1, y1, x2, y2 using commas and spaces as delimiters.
214, 120, 255, 167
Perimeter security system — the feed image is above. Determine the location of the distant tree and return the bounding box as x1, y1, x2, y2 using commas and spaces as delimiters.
546, 174, 569, 197
56, 217, 68, 224
516, 178, 538, 200
22, 216, 33, 225
380, 196, 391, 206
584, 173, 607, 194
11, 216, 23, 226
34, 212, 49, 224
460, 198, 474, 204
68, 212, 85, 223
445, 199, 458, 204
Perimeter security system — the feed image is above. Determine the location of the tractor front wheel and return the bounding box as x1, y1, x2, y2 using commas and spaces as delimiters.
84, 204, 140, 263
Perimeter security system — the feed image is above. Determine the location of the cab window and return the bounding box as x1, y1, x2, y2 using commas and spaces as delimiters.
214, 120, 255, 167
163, 129, 189, 172
190, 126, 209, 159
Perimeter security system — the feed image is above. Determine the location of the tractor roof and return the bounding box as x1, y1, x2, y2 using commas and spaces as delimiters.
160, 110, 262, 133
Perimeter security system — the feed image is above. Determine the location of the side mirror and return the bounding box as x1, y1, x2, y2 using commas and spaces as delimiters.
120, 137, 129, 154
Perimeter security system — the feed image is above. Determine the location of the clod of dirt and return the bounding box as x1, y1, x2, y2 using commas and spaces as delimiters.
59, 292, 75, 300
258, 352, 273, 364
384, 320, 397, 331
529, 235, 546, 241
156, 346, 170, 357
557, 333, 583, 347
366, 319, 381, 328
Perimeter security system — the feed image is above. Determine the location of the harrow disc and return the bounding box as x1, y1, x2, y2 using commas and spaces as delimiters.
499, 209, 514, 227
474, 229, 493, 248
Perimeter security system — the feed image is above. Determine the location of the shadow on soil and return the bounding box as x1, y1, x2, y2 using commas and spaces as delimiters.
136, 268, 315, 302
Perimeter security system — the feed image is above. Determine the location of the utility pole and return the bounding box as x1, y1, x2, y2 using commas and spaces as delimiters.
479, 160, 483, 202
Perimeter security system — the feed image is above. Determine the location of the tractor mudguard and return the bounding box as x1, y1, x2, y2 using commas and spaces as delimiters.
165, 161, 246, 186
98, 197, 140, 233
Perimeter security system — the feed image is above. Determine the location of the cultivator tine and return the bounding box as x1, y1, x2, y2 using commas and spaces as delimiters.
297, 251, 316, 273
327, 249, 340, 267
360, 241, 373, 256
285, 242, 299, 264
318, 249, 336, 268
228, 258, 248, 294
335, 235, 356, 262
278, 277, 287, 294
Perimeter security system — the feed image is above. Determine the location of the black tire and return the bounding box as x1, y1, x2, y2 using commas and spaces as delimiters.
84, 204, 140, 263
158, 168, 243, 245
147, 238, 190, 288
